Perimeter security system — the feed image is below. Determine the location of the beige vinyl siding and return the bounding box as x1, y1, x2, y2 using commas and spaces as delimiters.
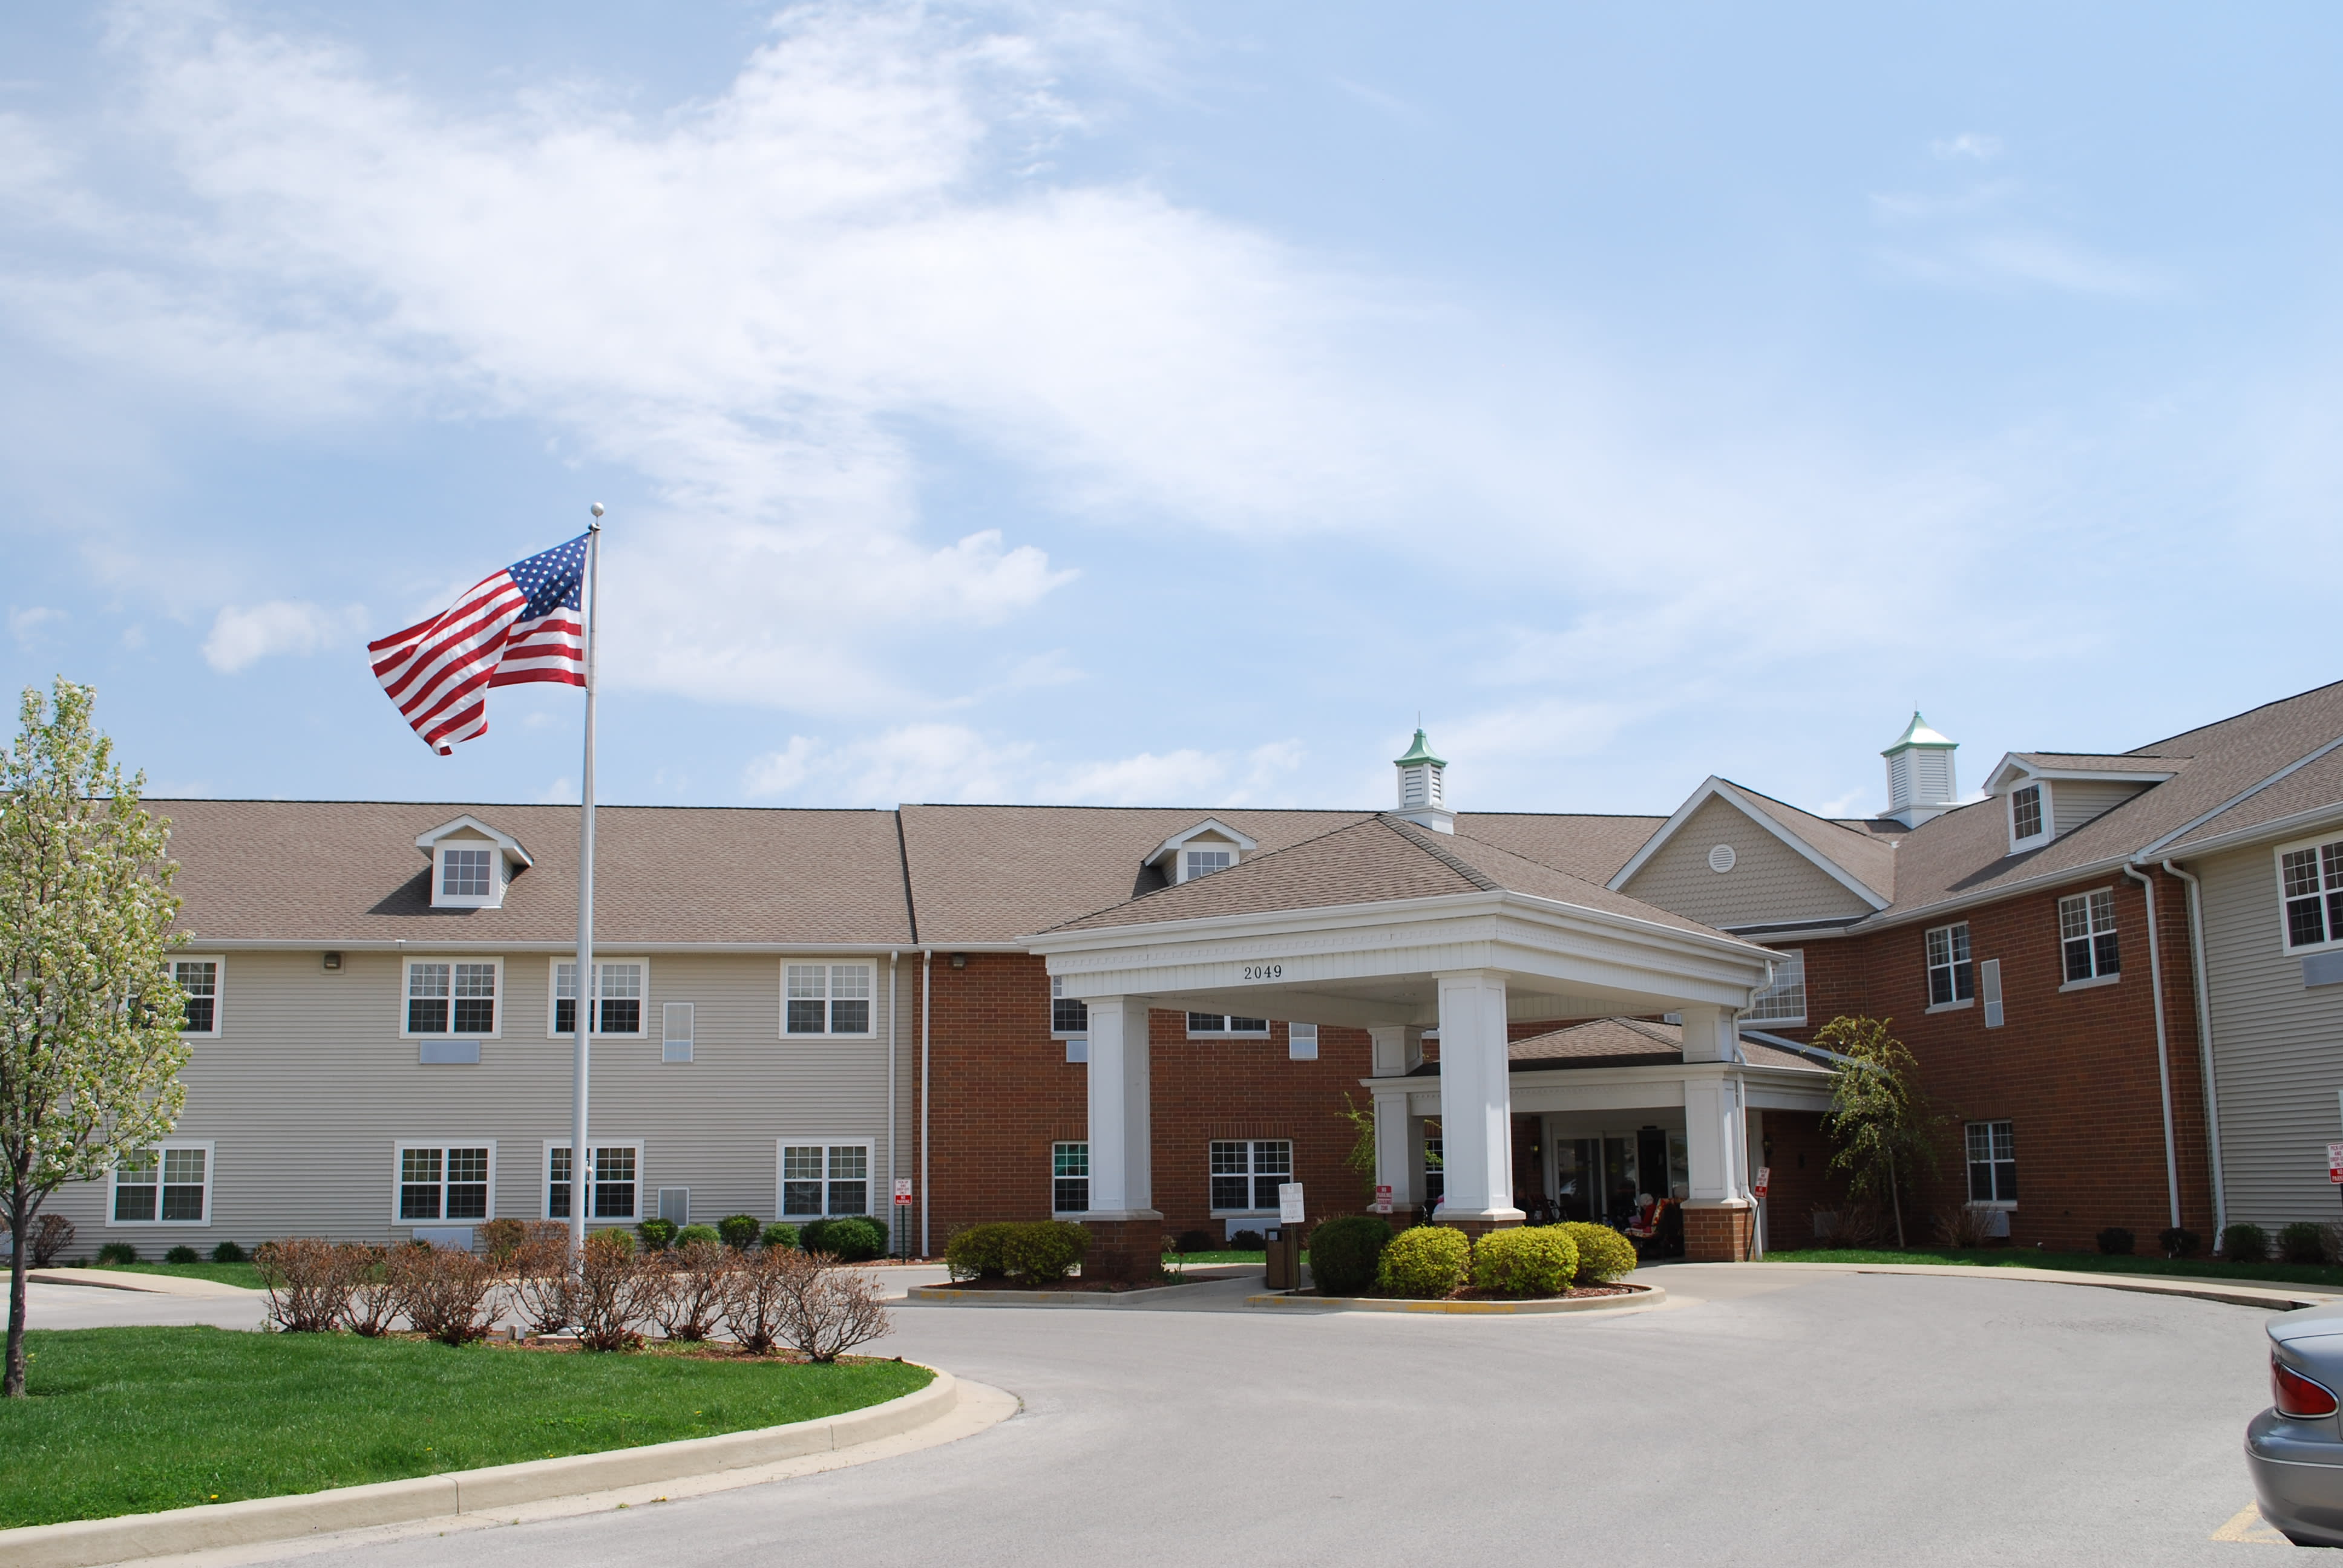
39, 949, 901, 1250
2050, 779, 2150, 839
2195, 843, 2343, 1229
1619, 795, 1873, 929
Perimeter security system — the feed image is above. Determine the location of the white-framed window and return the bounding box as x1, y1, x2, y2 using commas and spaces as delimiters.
1188, 1012, 1270, 1037
431, 843, 505, 909
2009, 782, 2050, 851
1209, 1139, 1292, 1212
1965, 1120, 2016, 1206
663, 1002, 695, 1063
2278, 836, 2343, 953
1052, 1142, 1089, 1214
1981, 958, 2005, 1028
1050, 976, 1089, 1037
2060, 889, 2120, 984
173, 957, 222, 1037
1287, 1022, 1319, 1060
545, 1140, 640, 1221
549, 959, 647, 1036
110, 1142, 214, 1226
1424, 1131, 1444, 1207
1180, 845, 1236, 882
1925, 924, 1973, 1008
1743, 950, 1806, 1025
778, 1141, 873, 1218
403, 958, 500, 1037
394, 1141, 494, 1223
783, 964, 875, 1037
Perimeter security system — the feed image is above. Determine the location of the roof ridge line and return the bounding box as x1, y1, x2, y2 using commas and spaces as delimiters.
1378, 814, 1501, 892
1032, 812, 1408, 935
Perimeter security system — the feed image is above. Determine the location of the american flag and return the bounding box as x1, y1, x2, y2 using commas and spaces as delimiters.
369, 534, 591, 755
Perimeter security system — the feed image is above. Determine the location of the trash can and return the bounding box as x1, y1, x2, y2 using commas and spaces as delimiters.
1266, 1224, 1303, 1291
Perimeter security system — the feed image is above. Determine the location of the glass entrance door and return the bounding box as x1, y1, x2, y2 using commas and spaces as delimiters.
1601, 1135, 1639, 1227
1553, 1138, 1596, 1222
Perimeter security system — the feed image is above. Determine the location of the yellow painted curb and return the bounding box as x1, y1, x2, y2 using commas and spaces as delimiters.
906, 1282, 1208, 1307
1244, 1285, 1665, 1315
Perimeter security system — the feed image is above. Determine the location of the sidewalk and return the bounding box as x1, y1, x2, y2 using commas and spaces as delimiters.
1653, 1258, 2342, 1311
27, 1268, 260, 1300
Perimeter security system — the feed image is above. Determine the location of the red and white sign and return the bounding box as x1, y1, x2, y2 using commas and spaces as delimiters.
1372, 1184, 1394, 1215
2327, 1145, 2343, 1184
893, 1178, 914, 1206
1753, 1166, 1771, 1198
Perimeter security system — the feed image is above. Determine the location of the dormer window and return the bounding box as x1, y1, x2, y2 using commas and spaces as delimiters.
1183, 848, 1233, 880
1146, 819, 1257, 885
441, 847, 493, 900
2011, 784, 2044, 843
414, 816, 531, 910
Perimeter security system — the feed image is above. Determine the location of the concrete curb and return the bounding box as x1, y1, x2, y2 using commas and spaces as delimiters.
1244, 1284, 1665, 1315
906, 1281, 1213, 1307
0, 1367, 957, 1568
1743, 1259, 2342, 1311
25, 1270, 259, 1300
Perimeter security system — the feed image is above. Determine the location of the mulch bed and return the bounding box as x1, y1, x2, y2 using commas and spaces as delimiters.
1285, 1282, 1644, 1303
929, 1276, 1185, 1293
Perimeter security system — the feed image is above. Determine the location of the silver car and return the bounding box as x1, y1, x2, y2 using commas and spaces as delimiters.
2249, 1299, 2343, 1545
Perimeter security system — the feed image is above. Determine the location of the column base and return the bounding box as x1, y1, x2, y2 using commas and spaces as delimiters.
1080, 1212, 1167, 1282
1682, 1200, 1755, 1262
1434, 1207, 1525, 1238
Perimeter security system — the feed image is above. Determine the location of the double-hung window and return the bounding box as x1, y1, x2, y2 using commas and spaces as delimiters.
1965, 1121, 2017, 1205
1743, 950, 1807, 1025
546, 1143, 638, 1221
441, 848, 493, 898
552, 960, 647, 1036
1925, 924, 1973, 1007
2059, 890, 2120, 983
1052, 1142, 1089, 1214
1181, 848, 1234, 881
397, 1143, 491, 1221
406, 959, 499, 1035
1188, 1012, 1270, 1037
174, 959, 221, 1036
1209, 1140, 1291, 1212
784, 965, 874, 1036
1050, 976, 1089, 1036
1423, 1131, 1444, 1207
779, 1142, 871, 1218
111, 1143, 212, 1224
2010, 784, 2046, 845
2281, 838, 2343, 950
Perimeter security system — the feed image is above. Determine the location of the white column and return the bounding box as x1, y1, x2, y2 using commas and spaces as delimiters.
1683, 1075, 1745, 1203
1372, 1086, 1414, 1208
1680, 1001, 1736, 1063
1367, 1024, 1424, 1078
1084, 996, 1160, 1221
1434, 971, 1522, 1225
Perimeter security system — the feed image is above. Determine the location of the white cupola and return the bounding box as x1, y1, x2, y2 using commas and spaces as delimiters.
1881, 711, 1958, 828
1392, 728, 1454, 834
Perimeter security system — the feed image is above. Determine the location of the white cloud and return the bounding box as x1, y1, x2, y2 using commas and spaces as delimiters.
201, 599, 364, 672
1929, 132, 2002, 162
744, 727, 1305, 806
8, 606, 65, 648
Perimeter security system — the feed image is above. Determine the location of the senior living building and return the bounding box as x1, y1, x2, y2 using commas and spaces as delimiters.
45, 678, 2343, 1269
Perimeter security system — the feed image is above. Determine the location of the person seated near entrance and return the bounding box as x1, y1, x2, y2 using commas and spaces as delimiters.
1625, 1192, 1659, 1239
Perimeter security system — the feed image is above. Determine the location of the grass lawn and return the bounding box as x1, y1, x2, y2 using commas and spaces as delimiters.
0, 1327, 929, 1529
1167, 1249, 1268, 1266
86, 1261, 266, 1290
1764, 1246, 2343, 1290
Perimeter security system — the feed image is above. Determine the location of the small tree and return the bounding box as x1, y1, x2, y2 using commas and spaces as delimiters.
1815, 1015, 1939, 1249
0, 681, 189, 1397
1336, 1094, 1377, 1200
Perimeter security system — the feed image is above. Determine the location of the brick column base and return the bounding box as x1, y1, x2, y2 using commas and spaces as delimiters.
1682, 1201, 1755, 1262
1081, 1216, 1166, 1282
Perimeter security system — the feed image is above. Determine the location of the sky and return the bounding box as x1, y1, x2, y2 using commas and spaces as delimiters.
3, 3, 2341, 822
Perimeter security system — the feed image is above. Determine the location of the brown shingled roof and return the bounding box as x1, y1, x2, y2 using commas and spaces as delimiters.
1718, 781, 1897, 901
1504, 1016, 1829, 1074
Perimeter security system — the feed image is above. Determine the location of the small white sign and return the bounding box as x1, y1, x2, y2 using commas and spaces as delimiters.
893, 1177, 914, 1206
1372, 1183, 1393, 1215
2327, 1145, 2343, 1184
1754, 1165, 1771, 1198
1277, 1181, 1305, 1224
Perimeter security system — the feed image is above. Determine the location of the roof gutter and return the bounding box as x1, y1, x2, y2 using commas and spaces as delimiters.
2123, 864, 2183, 1232
2158, 859, 2226, 1238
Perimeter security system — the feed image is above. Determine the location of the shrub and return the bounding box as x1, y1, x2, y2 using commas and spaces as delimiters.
30, 1214, 75, 1268
209, 1240, 247, 1264
1175, 1229, 1214, 1255
96, 1241, 139, 1266
759, 1222, 800, 1251
2097, 1227, 2136, 1256
594, 1227, 635, 1256
649, 1238, 735, 1342
390, 1241, 502, 1346
1001, 1220, 1089, 1284
1306, 1215, 1392, 1295
1937, 1204, 2003, 1249
722, 1245, 797, 1354
1472, 1227, 1578, 1297
254, 1238, 364, 1332
2160, 1226, 2201, 1258
1229, 1229, 1266, 1251
2222, 1223, 2270, 1263
718, 1214, 764, 1250
344, 1247, 403, 1336
478, 1218, 528, 1262
1558, 1222, 1638, 1284
2279, 1221, 2330, 1265
1377, 1226, 1470, 1298
506, 1223, 580, 1338
803, 1215, 888, 1263
163, 1244, 200, 1265
675, 1223, 721, 1248
637, 1217, 679, 1253
757, 1247, 893, 1362
945, 1223, 1016, 1281
570, 1230, 655, 1351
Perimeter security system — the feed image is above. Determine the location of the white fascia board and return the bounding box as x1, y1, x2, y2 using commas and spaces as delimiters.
414, 814, 533, 866
1983, 755, 2174, 794
1607, 777, 1889, 912
1142, 817, 1260, 867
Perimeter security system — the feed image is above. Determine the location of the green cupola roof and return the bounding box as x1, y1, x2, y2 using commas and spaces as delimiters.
1394, 728, 1447, 768
1881, 710, 1955, 755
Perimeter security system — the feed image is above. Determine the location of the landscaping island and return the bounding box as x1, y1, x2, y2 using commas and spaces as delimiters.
0, 1327, 929, 1528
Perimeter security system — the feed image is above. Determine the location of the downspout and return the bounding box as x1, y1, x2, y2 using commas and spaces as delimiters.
888, 950, 899, 1257
2161, 860, 2227, 1237
920, 947, 933, 1259
2124, 864, 2183, 1230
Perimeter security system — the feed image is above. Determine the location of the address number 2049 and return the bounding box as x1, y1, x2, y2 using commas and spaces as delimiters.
1241, 964, 1283, 981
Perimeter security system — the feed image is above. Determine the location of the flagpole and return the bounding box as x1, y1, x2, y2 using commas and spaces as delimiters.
569, 505, 603, 1263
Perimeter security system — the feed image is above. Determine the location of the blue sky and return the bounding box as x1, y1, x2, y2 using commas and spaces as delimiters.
4, 3, 2339, 820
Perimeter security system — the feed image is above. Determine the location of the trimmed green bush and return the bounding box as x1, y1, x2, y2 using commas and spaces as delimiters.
1229, 1229, 1265, 1250
1001, 1220, 1089, 1283
1306, 1215, 1392, 1295
1175, 1229, 1213, 1255
1376, 1226, 1470, 1298
592, 1227, 634, 1256
2096, 1227, 2135, 1256
2279, 1221, 2329, 1265
96, 1242, 138, 1266
945, 1223, 1016, 1281
162, 1245, 200, 1266
1472, 1227, 1578, 1296
675, 1224, 721, 1248
718, 1214, 763, 1250
2161, 1226, 2201, 1258
802, 1216, 887, 1263
1557, 1222, 1637, 1283
635, 1217, 678, 1252
2223, 1223, 2270, 1263
758, 1222, 800, 1251
209, 1240, 247, 1264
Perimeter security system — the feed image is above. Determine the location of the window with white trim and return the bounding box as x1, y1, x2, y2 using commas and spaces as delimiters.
1286, 1022, 1319, 1060
405, 959, 499, 1036
429, 843, 507, 909
551, 960, 647, 1036
1181, 846, 1234, 881
779, 1142, 871, 1217
1188, 1013, 1270, 1037
1965, 1120, 2016, 1205
2010, 783, 2045, 844
1424, 1130, 1444, 1207
546, 1142, 638, 1221
1050, 976, 1088, 1036
1209, 1139, 1292, 1212
784, 964, 874, 1036
174, 958, 221, 1036
2280, 838, 2343, 951
111, 1143, 212, 1225
2060, 890, 2119, 982
396, 1143, 492, 1222
1743, 950, 1806, 1025
663, 1002, 694, 1063
1925, 923, 1973, 1007
1052, 1142, 1089, 1214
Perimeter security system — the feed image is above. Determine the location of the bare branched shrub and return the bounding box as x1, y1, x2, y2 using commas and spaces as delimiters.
650, 1239, 735, 1343
390, 1243, 502, 1346
1826, 1203, 1887, 1249
1934, 1203, 2003, 1249
770, 1250, 893, 1363
721, 1244, 795, 1354
344, 1246, 404, 1336
477, 1217, 529, 1263
30, 1214, 75, 1269
507, 1223, 578, 1338
254, 1238, 362, 1332
571, 1230, 657, 1352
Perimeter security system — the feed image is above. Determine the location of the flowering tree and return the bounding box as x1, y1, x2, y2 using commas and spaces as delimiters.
1815, 1014, 1939, 1249
0, 681, 189, 1397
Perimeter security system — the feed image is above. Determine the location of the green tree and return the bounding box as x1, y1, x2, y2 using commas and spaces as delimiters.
1814, 1015, 1939, 1249
0, 681, 189, 1397
1336, 1093, 1377, 1200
